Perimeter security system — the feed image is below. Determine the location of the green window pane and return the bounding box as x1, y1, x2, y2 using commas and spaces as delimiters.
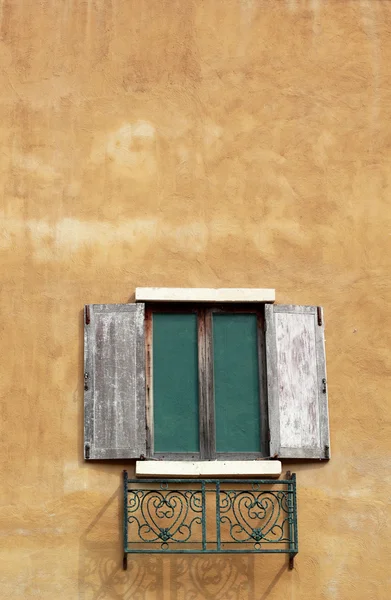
213, 313, 261, 453
153, 313, 199, 453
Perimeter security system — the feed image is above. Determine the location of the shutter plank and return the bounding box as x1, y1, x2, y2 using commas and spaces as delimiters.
84, 303, 146, 459
265, 304, 330, 460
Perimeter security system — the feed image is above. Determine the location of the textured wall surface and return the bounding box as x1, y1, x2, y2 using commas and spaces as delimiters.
1, 0, 390, 598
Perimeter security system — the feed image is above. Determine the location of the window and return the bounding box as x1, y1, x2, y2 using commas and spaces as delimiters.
84, 289, 330, 462
146, 305, 268, 460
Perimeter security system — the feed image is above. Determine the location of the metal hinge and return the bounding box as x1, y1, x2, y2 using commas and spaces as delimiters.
85, 305, 90, 325
85, 444, 90, 459
84, 372, 89, 391
322, 378, 327, 394
324, 445, 330, 460
317, 306, 322, 326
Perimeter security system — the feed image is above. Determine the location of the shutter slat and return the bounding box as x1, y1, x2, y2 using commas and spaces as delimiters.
84, 303, 146, 460
265, 304, 330, 460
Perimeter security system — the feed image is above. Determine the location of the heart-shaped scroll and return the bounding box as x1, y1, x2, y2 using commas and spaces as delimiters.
132, 490, 201, 545
220, 491, 286, 544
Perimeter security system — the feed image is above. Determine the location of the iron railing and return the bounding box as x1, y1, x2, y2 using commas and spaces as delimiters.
123, 471, 298, 569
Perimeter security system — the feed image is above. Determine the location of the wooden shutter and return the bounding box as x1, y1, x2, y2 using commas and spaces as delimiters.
84, 303, 146, 459
265, 304, 330, 460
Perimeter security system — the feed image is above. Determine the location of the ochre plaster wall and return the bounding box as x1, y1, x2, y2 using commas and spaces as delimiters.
0, 0, 390, 598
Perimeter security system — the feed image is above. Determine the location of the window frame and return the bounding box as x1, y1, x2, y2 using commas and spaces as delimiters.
145, 302, 270, 461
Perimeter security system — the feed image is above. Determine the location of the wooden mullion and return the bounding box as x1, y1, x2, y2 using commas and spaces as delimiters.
204, 309, 216, 459
198, 310, 209, 459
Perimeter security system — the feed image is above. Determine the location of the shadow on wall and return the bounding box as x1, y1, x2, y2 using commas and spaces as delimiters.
78, 484, 286, 599
170, 555, 254, 600
78, 485, 163, 600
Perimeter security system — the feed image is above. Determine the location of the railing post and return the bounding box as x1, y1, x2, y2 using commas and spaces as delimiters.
201, 480, 206, 551
288, 472, 297, 570
292, 473, 298, 554
123, 470, 128, 570
216, 481, 221, 551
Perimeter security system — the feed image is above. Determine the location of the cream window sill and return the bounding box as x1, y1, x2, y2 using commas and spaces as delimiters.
135, 287, 275, 303
135, 460, 282, 478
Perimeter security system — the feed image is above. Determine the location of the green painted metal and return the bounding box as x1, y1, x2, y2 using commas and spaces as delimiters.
153, 313, 199, 453
123, 472, 298, 567
213, 314, 261, 453
201, 480, 206, 551
216, 479, 221, 551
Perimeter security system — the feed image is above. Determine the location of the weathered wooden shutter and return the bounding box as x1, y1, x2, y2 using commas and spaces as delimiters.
84, 303, 146, 459
265, 304, 330, 459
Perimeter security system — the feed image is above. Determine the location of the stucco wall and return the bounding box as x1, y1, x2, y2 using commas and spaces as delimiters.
0, 0, 390, 598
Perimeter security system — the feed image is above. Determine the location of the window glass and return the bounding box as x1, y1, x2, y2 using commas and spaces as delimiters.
153, 313, 200, 453
213, 313, 261, 453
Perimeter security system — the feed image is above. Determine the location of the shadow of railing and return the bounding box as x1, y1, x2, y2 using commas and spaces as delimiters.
78, 486, 164, 600
170, 554, 254, 600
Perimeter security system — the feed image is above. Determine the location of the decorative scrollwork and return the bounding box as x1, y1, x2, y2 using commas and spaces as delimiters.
124, 475, 297, 557
219, 490, 291, 548
127, 488, 203, 549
